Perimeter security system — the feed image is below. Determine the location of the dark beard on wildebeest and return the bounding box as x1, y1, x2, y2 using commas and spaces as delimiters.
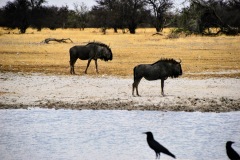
69, 42, 112, 75
132, 58, 182, 96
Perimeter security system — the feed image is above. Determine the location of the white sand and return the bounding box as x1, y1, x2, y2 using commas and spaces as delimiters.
0, 72, 240, 112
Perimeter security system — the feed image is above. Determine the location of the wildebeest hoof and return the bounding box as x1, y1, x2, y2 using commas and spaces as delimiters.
132, 94, 140, 97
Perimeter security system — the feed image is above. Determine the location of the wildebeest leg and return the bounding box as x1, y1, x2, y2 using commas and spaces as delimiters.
69, 59, 77, 74
85, 59, 92, 74
132, 82, 135, 96
161, 79, 165, 96
95, 60, 99, 73
132, 78, 142, 96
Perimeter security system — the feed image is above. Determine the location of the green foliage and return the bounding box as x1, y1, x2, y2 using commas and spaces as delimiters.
177, 0, 240, 35
0, 0, 239, 35
3, 0, 31, 33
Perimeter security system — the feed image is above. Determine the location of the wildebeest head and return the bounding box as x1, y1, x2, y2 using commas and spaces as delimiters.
88, 42, 112, 61
153, 58, 182, 78
172, 59, 182, 78
99, 45, 113, 61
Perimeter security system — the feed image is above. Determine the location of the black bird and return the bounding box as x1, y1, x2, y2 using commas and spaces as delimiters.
226, 141, 240, 160
143, 131, 176, 159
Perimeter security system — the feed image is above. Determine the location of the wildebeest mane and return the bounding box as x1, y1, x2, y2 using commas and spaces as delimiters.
151, 58, 179, 65
87, 42, 111, 52
87, 41, 109, 48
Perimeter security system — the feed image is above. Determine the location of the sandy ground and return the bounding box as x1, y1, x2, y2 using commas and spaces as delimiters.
0, 72, 240, 112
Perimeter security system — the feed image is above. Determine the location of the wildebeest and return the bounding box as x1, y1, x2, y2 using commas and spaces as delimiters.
69, 42, 113, 74
132, 58, 182, 96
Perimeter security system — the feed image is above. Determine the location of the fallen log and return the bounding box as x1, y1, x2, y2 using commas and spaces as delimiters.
41, 38, 73, 44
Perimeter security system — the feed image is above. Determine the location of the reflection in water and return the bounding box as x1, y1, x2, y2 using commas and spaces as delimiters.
0, 109, 240, 160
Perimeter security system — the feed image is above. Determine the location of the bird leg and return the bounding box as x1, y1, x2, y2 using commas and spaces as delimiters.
156, 152, 160, 159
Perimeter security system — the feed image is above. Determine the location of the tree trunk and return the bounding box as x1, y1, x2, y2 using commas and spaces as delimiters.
128, 27, 136, 34
156, 27, 160, 32
128, 21, 137, 34
114, 27, 118, 33
20, 26, 27, 34
154, 17, 161, 32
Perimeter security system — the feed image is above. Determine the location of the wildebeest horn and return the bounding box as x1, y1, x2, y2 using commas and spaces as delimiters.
177, 59, 182, 63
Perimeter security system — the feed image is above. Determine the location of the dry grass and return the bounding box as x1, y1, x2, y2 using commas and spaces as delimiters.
0, 27, 240, 78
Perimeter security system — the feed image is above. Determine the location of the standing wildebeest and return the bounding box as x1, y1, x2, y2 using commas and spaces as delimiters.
69, 42, 112, 74
132, 58, 182, 96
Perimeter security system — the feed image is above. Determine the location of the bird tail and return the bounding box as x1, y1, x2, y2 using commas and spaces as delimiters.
165, 151, 176, 158
166, 151, 176, 159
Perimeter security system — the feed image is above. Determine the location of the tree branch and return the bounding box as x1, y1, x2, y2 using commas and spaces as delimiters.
41, 38, 73, 44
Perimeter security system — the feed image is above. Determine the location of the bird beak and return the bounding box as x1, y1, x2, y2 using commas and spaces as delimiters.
142, 132, 147, 134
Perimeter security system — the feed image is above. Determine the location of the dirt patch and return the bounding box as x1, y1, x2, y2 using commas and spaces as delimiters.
0, 91, 9, 95
0, 72, 239, 112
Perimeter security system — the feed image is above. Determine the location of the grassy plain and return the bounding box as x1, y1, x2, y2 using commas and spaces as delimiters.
0, 27, 240, 78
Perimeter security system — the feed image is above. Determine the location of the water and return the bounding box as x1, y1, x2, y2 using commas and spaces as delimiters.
0, 109, 240, 160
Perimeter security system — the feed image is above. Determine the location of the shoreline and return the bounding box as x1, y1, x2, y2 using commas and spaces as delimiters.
1, 72, 240, 112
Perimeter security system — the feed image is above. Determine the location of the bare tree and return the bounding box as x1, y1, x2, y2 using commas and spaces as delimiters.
73, 2, 89, 30
30, 0, 47, 31
93, 0, 145, 34
94, 0, 120, 33
145, 0, 173, 32
122, 0, 145, 34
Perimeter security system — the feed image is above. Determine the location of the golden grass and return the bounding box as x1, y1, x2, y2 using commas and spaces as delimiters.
0, 27, 240, 78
